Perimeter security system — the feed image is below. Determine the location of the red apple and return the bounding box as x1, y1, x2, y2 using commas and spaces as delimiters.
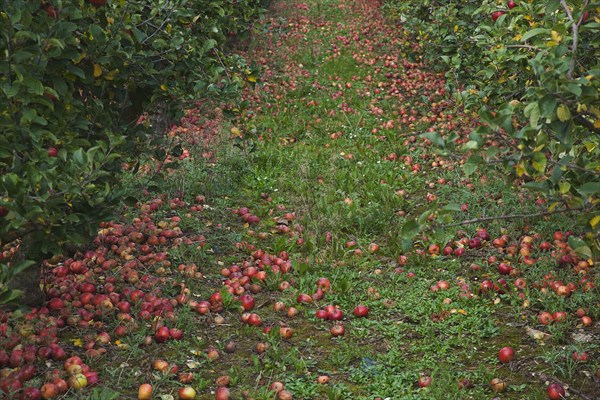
547, 383, 565, 400
552, 311, 567, 323
239, 294, 255, 311
328, 308, 343, 321
497, 263, 512, 275
21, 387, 42, 399
155, 326, 170, 343
169, 328, 183, 340
498, 347, 514, 363
353, 305, 369, 318
47, 147, 59, 157
330, 324, 345, 337
316, 277, 331, 292
215, 386, 230, 400
538, 312, 554, 325
247, 313, 262, 326
571, 351, 588, 362
296, 293, 312, 304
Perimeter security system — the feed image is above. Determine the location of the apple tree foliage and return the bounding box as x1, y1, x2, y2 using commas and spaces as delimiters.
0, 0, 266, 305
384, 0, 600, 255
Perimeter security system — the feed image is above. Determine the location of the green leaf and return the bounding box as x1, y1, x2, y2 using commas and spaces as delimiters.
524, 101, 540, 127
73, 148, 85, 164
420, 132, 444, 148
9, 9, 22, 24
568, 236, 591, 260
545, 0, 561, 14
564, 83, 582, 96
521, 28, 549, 42
539, 94, 557, 118
23, 77, 44, 96
442, 203, 462, 212
11, 260, 36, 276
463, 155, 483, 177
1, 81, 20, 98
577, 182, 600, 195
0, 289, 23, 305
401, 219, 421, 239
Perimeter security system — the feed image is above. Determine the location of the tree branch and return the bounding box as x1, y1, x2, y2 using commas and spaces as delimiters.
436, 205, 590, 229
560, 0, 587, 79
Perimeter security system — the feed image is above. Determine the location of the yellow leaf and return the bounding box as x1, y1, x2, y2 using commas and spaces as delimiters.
454, 25, 459, 32
516, 161, 527, 177
550, 31, 562, 43
166, 24, 172, 33
548, 202, 560, 212
546, 40, 559, 47
595, 119, 600, 129
591, 215, 600, 228
106, 16, 114, 25
559, 182, 571, 194
556, 104, 571, 122
247, 75, 257, 83
161, 84, 167, 91
104, 69, 118, 81
70, 338, 83, 347
93, 64, 102, 78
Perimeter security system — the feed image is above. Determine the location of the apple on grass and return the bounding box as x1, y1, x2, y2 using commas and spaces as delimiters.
353, 305, 369, 318
138, 383, 153, 399
417, 375, 432, 388
178, 386, 196, 399
498, 346, 514, 363
547, 383, 565, 400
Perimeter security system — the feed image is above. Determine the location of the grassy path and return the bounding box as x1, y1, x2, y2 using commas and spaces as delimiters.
4, 1, 597, 399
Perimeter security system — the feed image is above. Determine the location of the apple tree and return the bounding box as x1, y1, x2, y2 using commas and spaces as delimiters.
0, 0, 266, 306
385, 0, 599, 255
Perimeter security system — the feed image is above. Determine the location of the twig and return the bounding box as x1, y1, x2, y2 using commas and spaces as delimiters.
437, 206, 589, 229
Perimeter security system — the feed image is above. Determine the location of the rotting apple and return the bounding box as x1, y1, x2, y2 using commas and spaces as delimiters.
417, 375, 432, 388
